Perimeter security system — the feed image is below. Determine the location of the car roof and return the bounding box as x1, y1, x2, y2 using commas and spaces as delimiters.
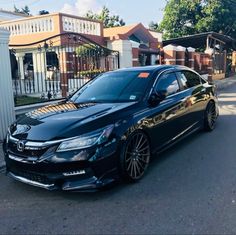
115, 65, 192, 73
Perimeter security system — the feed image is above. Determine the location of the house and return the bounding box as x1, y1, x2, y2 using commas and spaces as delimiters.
0, 13, 162, 68
0, 12, 104, 46
104, 23, 162, 68
0, 13, 163, 99
0, 13, 115, 98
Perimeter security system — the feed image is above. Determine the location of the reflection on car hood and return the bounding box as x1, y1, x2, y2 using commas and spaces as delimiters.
11, 101, 136, 141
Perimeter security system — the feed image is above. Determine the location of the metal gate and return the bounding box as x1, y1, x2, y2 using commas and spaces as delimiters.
9, 32, 119, 106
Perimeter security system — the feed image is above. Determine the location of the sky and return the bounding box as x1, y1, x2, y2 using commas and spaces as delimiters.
0, 0, 167, 26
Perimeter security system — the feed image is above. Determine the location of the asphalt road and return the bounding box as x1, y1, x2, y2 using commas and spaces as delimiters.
1, 85, 236, 235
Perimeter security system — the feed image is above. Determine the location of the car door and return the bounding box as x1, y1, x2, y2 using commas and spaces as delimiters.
175, 70, 208, 130
147, 71, 189, 151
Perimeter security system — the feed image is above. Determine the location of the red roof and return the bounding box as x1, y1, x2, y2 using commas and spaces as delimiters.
104, 23, 158, 43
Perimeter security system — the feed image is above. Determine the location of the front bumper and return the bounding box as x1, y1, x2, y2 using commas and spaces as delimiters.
4, 139, 120, 191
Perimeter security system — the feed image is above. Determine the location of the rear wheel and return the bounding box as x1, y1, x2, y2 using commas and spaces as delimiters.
120, 131, 151, 182
204, 101, 217, 131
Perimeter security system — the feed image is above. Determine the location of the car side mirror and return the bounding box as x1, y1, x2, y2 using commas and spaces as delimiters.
148, 91, 166, 106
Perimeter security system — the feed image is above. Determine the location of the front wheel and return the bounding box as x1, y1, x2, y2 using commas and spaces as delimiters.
204, 101, 217, 131
120, 131, 151, 182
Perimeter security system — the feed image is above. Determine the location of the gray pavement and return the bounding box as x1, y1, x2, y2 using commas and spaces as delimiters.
214, 75, 236, 90
0, 83, 236, 234
0, 75, 236, 169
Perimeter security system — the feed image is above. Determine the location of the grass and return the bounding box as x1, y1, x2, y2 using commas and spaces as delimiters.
15, 96, 44, 106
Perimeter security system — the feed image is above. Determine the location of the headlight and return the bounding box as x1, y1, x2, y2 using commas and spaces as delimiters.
6, 127, 10, 144
56, 125, 114, 152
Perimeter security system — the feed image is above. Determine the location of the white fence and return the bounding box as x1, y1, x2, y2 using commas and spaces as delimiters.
12, 78, 90, 98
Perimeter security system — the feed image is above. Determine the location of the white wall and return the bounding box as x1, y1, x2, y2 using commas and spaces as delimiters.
0, 29, 15, 140
107, 40, 133, 68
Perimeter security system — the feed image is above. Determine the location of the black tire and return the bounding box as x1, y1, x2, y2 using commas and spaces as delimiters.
120, 131, 151, 182
204, 101, 217, 131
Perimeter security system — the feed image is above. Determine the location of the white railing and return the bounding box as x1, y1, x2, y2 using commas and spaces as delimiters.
0, 14, 101, 37
12, 78, 90, 97
62, 16, 101, 36
0, 16, 54, 36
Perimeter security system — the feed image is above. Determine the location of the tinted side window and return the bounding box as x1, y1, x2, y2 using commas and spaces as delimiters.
200, 76, 207, 84
180, 71, 201, 88
155, 72, 180, 96
176, 72, 188, 89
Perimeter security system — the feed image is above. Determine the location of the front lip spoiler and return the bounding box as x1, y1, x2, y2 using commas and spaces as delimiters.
7, 171, 115, 191
62, 177, 103, 191
8, 172, 57, 190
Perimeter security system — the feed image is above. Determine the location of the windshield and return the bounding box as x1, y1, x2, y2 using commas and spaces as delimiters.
70, 71, 152, 103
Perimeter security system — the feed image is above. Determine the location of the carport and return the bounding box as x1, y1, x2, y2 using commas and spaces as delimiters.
163, 32, 236, 50
163, 32, 236, 79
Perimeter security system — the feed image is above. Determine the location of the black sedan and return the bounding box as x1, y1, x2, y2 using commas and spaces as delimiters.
3, 65, 218, 191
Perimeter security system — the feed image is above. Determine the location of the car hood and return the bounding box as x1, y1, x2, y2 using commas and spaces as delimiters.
11, 101, 137, 141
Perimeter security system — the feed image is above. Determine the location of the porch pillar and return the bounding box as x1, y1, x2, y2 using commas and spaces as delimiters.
32, 51, 47, 94
163, 44, 176, 65
187, 47, 196, 69
176, 46, 186, 66
0, 29, 15, 141
205, 48, 214, 82
15, 53, 25, 80
107, 40, 132, 68
59, 49, 69, 97
131, 41, 140, 67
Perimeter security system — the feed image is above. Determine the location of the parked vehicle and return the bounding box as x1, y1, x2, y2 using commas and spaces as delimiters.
3, 65, 219, 191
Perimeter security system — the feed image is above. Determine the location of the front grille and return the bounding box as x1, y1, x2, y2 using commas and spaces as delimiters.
10, 168, 53, 185
7, 141, 53, 158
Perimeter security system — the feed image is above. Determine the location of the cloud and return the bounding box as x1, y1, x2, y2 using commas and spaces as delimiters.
60, 0, 102, 16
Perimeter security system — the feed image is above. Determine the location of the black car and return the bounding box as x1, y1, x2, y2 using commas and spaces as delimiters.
3, 65, 218, 191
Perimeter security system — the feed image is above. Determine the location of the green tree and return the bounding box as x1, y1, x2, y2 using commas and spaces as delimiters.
21, 5, 30, 15
14, 5, 20, 13
149, 21, 159, 31
86, 6, 125, 28
196, 0, 236, 38
159, 0, 236, 39
39, 10, 49, 15
14, 5, 30, 15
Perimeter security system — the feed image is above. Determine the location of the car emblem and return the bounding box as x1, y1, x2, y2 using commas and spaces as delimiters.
17, 141, 25, 152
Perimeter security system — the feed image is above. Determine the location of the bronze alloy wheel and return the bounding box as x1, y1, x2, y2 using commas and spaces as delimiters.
123, 132, 151, 181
